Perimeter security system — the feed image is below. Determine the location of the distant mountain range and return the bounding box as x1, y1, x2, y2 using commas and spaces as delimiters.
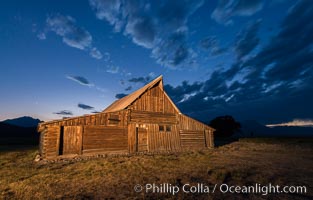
0, 116, 42, 145
1, 116, 42, 127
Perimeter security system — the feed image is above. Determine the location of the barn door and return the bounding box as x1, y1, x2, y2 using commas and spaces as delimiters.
136, 127, 148, 152
61, 126, 83, 155
204, 130, 212, 148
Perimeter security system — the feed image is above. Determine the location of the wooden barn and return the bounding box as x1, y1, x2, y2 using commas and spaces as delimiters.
38, 75, 214, 160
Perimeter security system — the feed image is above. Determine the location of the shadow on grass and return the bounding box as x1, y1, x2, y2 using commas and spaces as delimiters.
215, 137, 313, 147
0, 145, 38, 153
0, 138, 38, 152
214, 137, 238, 147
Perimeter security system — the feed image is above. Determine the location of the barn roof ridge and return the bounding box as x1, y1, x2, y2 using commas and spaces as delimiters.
103, 75, 180, 113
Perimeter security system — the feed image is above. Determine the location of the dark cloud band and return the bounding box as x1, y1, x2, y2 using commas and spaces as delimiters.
78, 103, 95, 110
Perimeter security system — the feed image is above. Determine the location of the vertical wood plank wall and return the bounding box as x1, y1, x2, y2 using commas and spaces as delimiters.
130, 85, 177, 114
147, 124, 181, 152
128, 123, 136, 153
126, 85, 182, 153
137, 127, 148, 152
63, 126, 83, 155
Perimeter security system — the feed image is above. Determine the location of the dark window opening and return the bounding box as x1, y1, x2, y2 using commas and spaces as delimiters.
59, 126, 64, 155
108, 119, 120, 125
159, 125, 171, 132
108, 114, 120, 125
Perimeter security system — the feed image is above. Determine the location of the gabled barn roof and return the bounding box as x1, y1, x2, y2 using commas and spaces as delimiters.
103, 75, 181, 113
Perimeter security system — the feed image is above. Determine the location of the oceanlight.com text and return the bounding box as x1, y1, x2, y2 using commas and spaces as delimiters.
134, 183, 307, 196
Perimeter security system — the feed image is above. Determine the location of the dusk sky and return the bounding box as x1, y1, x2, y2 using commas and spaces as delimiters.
1, 0, 312, 125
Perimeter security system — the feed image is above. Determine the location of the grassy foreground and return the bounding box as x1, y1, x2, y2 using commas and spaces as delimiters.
0, 138, 312, 199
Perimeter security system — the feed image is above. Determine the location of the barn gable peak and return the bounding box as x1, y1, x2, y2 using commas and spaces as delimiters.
103, 75, 180, 113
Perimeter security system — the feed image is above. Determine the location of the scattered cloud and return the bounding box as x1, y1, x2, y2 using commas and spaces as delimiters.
159, 0, 313, 123
164, 81, 203, 104
89, 0, 204, 69
36, 1, 312, 124
267, 119, 313, 127
115, 93, 128, 99
95, 86, 107, 93
53, 110, 73, 115
89, 0, 124, 32
234, 20, 261, 60
128, 77, 149, 84
103, 52, 111, 62
199, 36, 228, 56
125, 86, 132, 91
78, 103, 94, 110
66, 76, 108, 94
211, 0, 264, 25
106, 65, 120, 74
37, 32, 46, 40
91, 111, 101, 114
66, 75, 94, 87
119, 79, 125, 86
128, 73, 155, 84
89, 47, 103, 59
124, 14, 156, 48
152, 29, 193, 67
200, 36, 218, 49
40, 14, 102, 60
254, 0, 313, 83
46, 14, 92, 50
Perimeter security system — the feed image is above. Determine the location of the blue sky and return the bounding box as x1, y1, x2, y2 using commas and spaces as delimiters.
0, 0, 312, 125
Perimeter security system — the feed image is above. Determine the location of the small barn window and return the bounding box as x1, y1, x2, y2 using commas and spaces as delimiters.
159, 125, 171, 132
108, 114, 120, 125
159, 125, 164, 131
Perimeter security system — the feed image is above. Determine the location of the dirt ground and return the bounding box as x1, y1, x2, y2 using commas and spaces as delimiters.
0, 138, 312, 199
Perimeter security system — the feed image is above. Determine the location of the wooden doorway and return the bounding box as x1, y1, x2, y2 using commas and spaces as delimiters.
204, 130, 212, 148
60, 126, 83, 155
136, 127, 148, 152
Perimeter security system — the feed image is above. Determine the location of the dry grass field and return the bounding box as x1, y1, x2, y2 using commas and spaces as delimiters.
0, 138, 312, 199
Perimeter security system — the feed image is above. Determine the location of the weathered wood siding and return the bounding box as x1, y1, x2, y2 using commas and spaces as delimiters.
204, 130, 214, 148
137, 127, 148, 152
125, 84, 183, 153
178, 114, 214, 148
40, 126, 60, 159
130, 110, 177, 124
39, 127, 45, 156
128, 123, 181, 153
128, 123, 137, 153
129, 85, 177, 114
39, 110, 129, 159
63, 126, 82, 155
40, 110, 128, 127
147, 124, 181, 152
179, 130, 205, 148
179, 114, 208, 131
83, 126, 128, 154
